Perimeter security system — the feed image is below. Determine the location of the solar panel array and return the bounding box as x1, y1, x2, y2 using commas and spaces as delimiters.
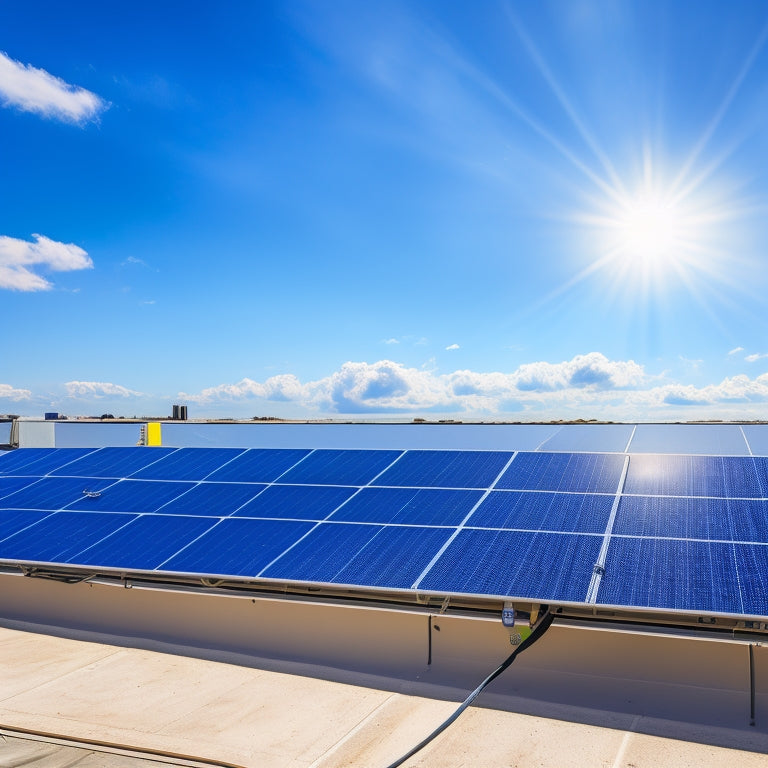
1, 444, 767, 618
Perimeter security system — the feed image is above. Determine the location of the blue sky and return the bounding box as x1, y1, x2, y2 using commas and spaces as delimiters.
3, 0, 768, 421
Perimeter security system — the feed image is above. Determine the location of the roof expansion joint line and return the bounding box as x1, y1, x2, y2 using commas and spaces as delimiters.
740, 425, 754, 457
585, 453, 630, 604
411, 451, 519, 590
254, 449, 408, 578
624, 425, 638, 454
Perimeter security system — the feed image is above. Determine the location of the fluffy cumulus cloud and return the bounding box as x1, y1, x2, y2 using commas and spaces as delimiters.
0, 51, 107, 123
0, 234, 93, 291
179, 354, 652, 416
65, 381, 142, 399
511, 353, 645, 392
12, 354, 768, 420
181, 374, 310, 404
0, 384, 32, 402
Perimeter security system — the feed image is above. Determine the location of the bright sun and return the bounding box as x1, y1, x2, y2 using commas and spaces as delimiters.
616, 195, 682, 265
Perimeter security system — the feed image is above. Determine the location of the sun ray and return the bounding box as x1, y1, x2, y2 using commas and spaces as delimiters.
670, 20, 768, 197
505, 9, 628, 197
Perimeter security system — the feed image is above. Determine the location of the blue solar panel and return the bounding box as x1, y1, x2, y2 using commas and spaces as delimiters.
0, 511, 137, 563
129, 448, 247, 481
0, 477, 116, 511
0, 448, 94, 476
0, 509, 53, 542
70, 515, 218, 570
753, 457, 768, 497
0, 476, 39, 499
372, 450, 512, 489
468, 491, 613, 534
205, 448, 312, 483
49, 447, 177, 478
623, 455, 764, 498
277, 449, 402, 486
613, 496, 768, 541
160, 518, 314, 576
418, 530, 602, 602
261, 523, 454, 589
496, 452, 624, 494
329, 487, 482, 526
734, 545, 768, 617
233, 484, 355, 520
597, 537, 744, 614
0, 444, 765, 619
154, 482, 267, 517
65, 480, 196, 514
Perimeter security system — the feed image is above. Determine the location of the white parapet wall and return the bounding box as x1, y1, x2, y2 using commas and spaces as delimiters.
0, 571, 765, 740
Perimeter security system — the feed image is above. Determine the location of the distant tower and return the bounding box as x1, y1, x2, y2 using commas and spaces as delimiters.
172, 405, 188, 420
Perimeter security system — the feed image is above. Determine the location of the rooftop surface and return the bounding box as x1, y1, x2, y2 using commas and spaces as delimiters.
2, 623, 767, 768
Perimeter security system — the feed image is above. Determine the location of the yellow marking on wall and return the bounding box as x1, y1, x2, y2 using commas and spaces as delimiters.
146, 422, 162, 446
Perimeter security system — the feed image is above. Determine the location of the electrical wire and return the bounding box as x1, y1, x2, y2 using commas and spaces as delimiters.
383, 607, 555, 768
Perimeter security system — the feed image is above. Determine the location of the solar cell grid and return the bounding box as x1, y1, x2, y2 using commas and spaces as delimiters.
70, 515, 219, 570
623, 455, 764, 498
597, 537, 747, 614
496, 452, 625, 494
261, 522, 454, 589
372, 450, 512, 489
160, 518, 314, 577
277, 449, 403, 486
0, 509, 53, 542
233, 484, 356, 521
204, 448, 312, 483
50, 447, 176, 478
468, 491, 613, 534
417, 530, 602, 603
613, 495, 768, 541
154, 482, 267, 517
0, 476, 39, 499
0, 511, 138, 564
0, 476, 116, 511
65, 479, 197, 514
328, 487, 482, 526
129, 447, 247, 481
0, 448, 94, 476
0, 443, 766, 620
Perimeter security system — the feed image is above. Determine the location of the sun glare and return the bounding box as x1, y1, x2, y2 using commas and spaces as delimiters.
616, 195, 681, 265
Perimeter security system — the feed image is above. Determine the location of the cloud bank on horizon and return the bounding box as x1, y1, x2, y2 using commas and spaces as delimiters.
3, 353, 768, 422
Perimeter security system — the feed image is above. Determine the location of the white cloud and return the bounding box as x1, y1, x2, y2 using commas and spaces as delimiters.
0, 51, 107, 123
11, 353, 768, 421
728, 347, 744, 356
745, 353, 768, 363
510, 353, 645, 392
0, 384, 32, 402
65, 381, 142, 399
446, 343, 460, 351
180, 353, 649, 415
382, 338, 400, 345
0, 234, 93, 291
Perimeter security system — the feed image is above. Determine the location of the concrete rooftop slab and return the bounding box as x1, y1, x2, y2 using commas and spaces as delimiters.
1, 625, 767, 768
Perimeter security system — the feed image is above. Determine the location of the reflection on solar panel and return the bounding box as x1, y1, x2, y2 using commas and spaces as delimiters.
0, 445, 767, 619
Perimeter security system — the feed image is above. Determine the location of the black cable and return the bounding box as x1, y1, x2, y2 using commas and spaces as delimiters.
384, 608, 556, 768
